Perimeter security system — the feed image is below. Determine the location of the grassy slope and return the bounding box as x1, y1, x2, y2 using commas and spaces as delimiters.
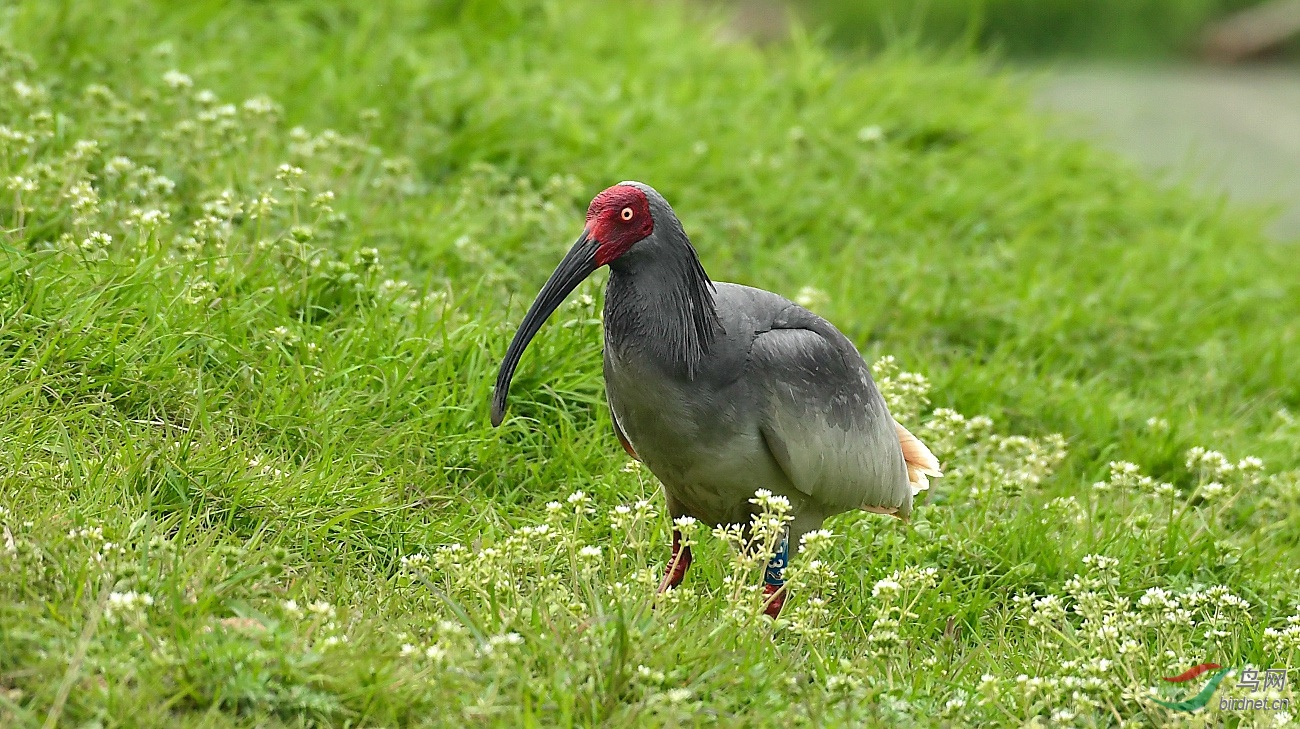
0, 0, 1297, 726
789, 0, 1276, 59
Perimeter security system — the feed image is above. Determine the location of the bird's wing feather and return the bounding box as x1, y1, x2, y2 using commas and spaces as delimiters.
749, 309, 912, 517
896, 420, 941, 495
611, 405, 639, 460
603, 352, 640, 461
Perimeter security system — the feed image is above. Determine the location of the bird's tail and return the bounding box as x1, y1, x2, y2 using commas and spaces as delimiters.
895, 420, 942, 496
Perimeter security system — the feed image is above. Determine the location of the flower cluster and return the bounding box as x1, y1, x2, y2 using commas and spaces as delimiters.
872, 355, 933, 424
104, 590, 154, 624
918, 403, 1067, 500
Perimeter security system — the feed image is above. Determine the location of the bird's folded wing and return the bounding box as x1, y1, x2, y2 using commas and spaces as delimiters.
610, 405, 639, 460
750, 323, 912, 517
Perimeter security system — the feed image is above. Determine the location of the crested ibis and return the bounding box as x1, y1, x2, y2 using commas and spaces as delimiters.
491, 182, 941, 617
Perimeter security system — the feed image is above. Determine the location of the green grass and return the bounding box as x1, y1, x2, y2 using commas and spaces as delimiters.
0, 0, 1298, 725
785, 0, 1290, 59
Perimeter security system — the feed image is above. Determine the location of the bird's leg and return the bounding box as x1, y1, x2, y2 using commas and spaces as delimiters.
657, 528, 693, 593
762, 530, 789, 618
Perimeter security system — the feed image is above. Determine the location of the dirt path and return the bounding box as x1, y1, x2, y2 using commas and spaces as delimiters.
1035, 65, 1300, 240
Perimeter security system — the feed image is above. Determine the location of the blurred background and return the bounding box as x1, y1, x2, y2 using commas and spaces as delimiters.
726, 0, 1300, 239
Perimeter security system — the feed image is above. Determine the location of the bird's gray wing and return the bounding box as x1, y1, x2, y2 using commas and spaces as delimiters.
604, 351, 640, 461
749, 307, 912, 517
610, 403, 639, 460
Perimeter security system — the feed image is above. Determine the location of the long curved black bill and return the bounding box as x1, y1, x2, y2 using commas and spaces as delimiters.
490, 231, 601, 426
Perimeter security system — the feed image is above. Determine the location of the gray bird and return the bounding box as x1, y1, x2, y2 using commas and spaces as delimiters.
491, 182, 940, 616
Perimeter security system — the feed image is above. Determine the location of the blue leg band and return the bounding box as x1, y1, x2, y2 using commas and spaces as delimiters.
764, 534, 788, 587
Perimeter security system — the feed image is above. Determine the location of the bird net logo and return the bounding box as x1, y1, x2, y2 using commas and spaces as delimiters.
1152, 662, 1291, 714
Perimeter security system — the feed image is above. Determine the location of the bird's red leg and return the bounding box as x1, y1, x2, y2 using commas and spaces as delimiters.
657, 529, 693, 593
761, 533, 789, 618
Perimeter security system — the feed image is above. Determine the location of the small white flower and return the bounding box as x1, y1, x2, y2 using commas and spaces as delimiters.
162, 70, 194, 90
492, 632, 523, 646
1218, 592, 1249, 609
1199, 481, 1226, 500
400, 553, 431, 571
5, 175, 37, 193
665, 688, 692, 704
276, 164, 305, 187
80, 231, 111, 252
12, 80, 40, 100
1109, 461, 1139, 476
105, 156, 134, 176
1082, 554, 1119, 572
794, 286, 828, 310
637, 665, 666, 684
800, 529, 834, 550
857, 125, 884, 143
872, 578, 902, 598
104, 591, 154, 622
1237, 455, 1264, 471
242, 96, 278, 115
268, 326, 297, 345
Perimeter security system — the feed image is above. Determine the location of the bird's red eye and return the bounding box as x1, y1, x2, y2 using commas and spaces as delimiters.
621, 207, 634, 221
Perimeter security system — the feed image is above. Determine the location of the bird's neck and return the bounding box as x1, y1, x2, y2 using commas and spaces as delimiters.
603, 236, 721, 378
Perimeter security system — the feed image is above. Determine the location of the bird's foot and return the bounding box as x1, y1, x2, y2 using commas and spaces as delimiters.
657, 532, 692, 593
762, 583, 786, 618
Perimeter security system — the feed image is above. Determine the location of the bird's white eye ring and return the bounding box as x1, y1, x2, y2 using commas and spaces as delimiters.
621, 207, 634, 221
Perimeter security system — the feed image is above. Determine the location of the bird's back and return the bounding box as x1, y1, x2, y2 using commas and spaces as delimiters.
737, 288, 913, 517
605, 281, 914, 524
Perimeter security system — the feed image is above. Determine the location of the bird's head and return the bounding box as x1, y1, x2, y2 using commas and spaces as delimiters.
585, 184, 656, 265
490, 182, 661, 426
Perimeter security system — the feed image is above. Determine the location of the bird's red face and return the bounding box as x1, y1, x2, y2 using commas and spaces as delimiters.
491, 182, 655, 426
586, 185, 654, 265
